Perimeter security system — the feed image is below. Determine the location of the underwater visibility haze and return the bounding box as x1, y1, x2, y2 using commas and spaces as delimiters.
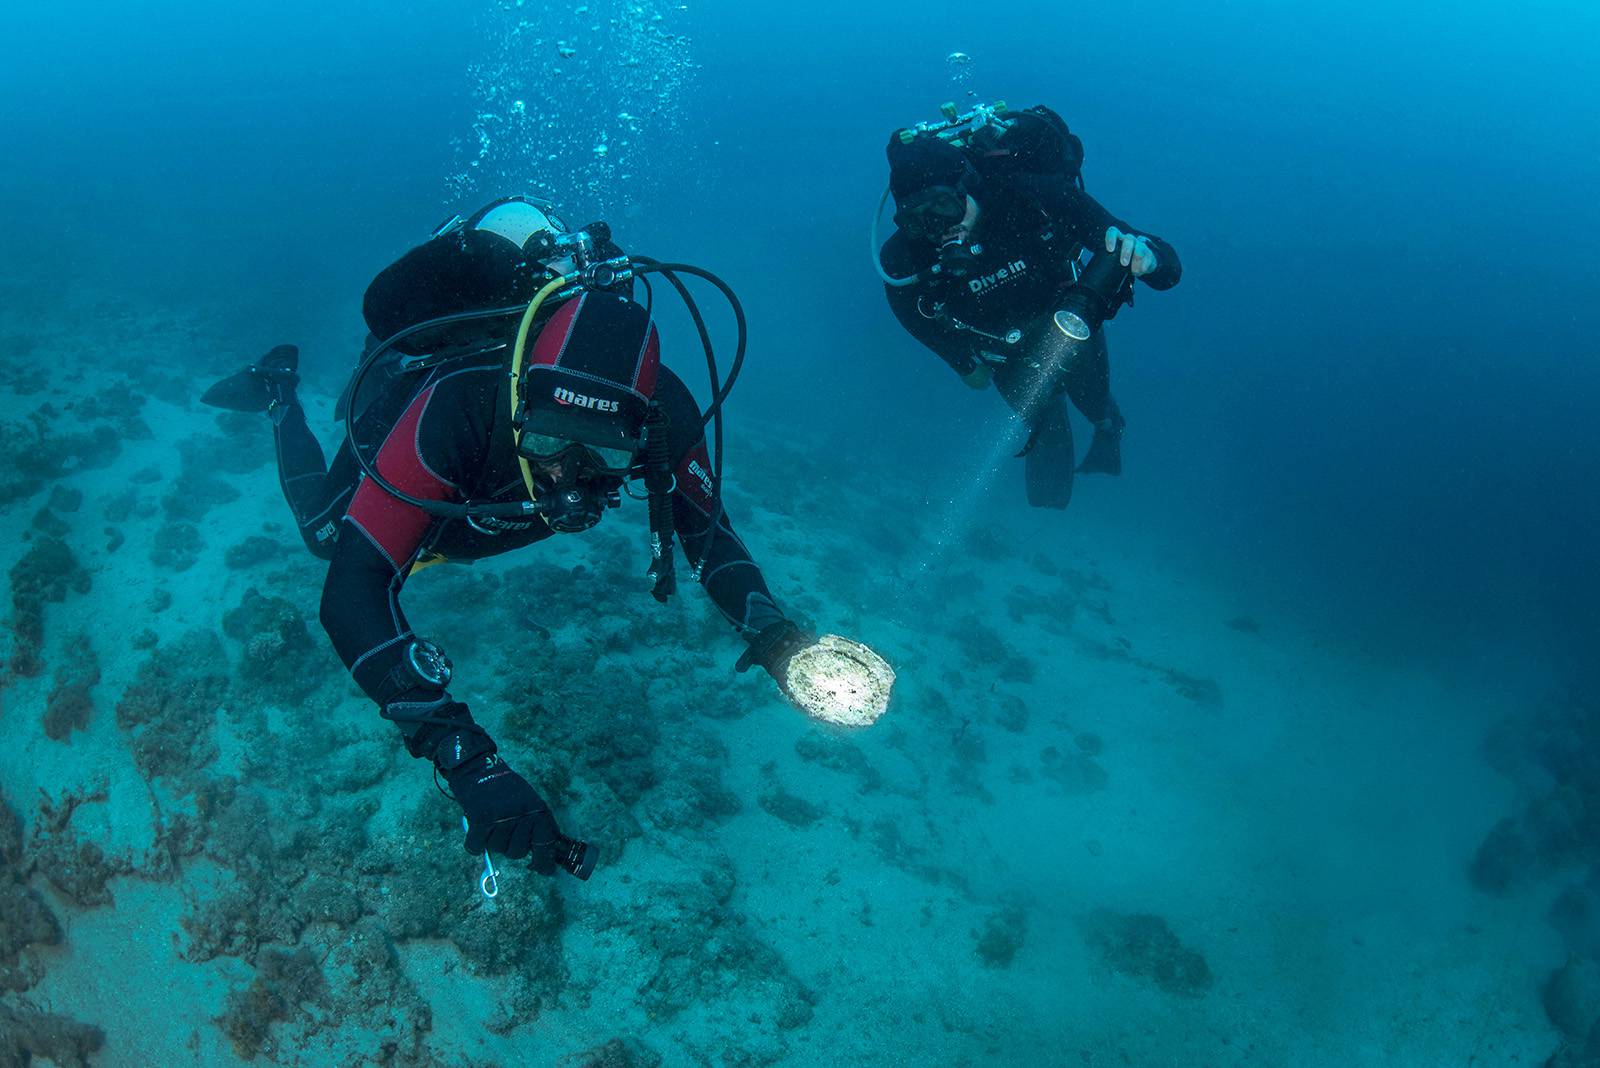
1, 0, 1598, 1064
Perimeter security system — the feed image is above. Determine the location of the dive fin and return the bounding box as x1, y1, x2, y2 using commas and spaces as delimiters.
1022, 404, 1075, 509
1077, 421, 1123, 476
201, 345, 300, 412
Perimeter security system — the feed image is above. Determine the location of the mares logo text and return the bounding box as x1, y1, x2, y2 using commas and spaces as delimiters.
553, 387, 619, 413
686, 458, 715, 499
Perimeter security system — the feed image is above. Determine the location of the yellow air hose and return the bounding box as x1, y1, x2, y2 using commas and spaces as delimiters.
508, 275, 573, 505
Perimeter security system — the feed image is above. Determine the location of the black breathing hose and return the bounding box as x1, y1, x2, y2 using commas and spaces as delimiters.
344, 303, 534, 517
629, 258, 747, 570
643, 404, 677, 602
637, 272, 654, 316
342, 256, 748, 560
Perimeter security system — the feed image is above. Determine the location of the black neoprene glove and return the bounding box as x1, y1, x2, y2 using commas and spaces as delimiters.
735, 619, 813, 684
391, 699, 562, 874
443, 752, 560, 875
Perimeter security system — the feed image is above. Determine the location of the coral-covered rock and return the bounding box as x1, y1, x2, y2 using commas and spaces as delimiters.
216, 946, 327, 1060
794, 731, 883, 793
8, 536, 91, 678
758, 769, 826, 828
559, 1037, 663, 1068
622, 859, 813, 1038
36, 837, 131, 909
862, 814, 967, 890
0, 798, 20, 868
162, 433, 246, 523
0, 880, 59, 994
42, 678, 95, 741
0, 791, 60, 995
42, 635, 100, 742
562, 779, 643, 866
0, 1001, 104, 1068
1040, 744, 1109, 795
643, 767, 741, 832
975, 904, 1028, 968
222, 588, 330, 704
0, 406, 120, 483
995, 693, 1030, 733
1550, 871, 1600, 959
1469, 816, 1530, 895
30, 784, 131, 908
323, 918, 434, 1064
1475, 690, 1600, 897
1080, 909, 1213, 998
115, 631, 228, 787
1545, 954, 1600, 1045
30, 507, 69, 538
150, 521, 203, 571
224, 535, 285, 571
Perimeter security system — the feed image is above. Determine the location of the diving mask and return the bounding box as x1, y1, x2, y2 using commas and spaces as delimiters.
893, 185, 968, 238
518, 434, 639, 477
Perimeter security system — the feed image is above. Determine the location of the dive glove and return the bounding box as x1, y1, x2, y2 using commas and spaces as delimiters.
443, 750, 561, 875
735, 619, 814, 685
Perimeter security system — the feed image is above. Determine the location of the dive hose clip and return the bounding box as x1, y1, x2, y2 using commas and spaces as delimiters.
918, 298, 1023, 348
463, 816, 499, 899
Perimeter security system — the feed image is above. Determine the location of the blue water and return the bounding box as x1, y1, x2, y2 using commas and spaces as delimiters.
2, 1, 1598, 1063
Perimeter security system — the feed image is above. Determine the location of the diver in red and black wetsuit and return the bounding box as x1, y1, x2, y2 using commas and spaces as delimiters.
204, 198, 888, 878
875, 103, 1183, 510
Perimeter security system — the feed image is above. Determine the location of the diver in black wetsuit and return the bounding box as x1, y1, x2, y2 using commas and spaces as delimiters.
203, 198, 883, 877
876, 103, 1183, 509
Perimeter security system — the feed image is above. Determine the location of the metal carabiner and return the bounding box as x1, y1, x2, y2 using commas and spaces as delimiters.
463, 817, 499, 899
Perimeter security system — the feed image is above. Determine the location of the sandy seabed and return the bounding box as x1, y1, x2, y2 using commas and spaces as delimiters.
0, 292, 1588, 1067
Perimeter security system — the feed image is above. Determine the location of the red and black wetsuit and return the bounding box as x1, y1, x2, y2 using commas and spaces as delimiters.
271, 345, 787, 710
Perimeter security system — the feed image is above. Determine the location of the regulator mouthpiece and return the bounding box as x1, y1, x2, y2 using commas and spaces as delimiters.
782, 635, 896, 728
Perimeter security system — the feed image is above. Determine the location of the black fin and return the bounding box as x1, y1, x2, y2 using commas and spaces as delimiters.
1023, 407, 1075, 509
1077, 429, 1123, 476
200, 345, 300, 412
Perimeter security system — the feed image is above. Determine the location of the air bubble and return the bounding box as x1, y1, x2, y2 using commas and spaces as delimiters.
447, 0, 700, 211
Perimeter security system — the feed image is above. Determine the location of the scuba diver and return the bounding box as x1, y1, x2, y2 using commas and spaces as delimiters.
202, 197, 891, 880
874, 101, 1183, 509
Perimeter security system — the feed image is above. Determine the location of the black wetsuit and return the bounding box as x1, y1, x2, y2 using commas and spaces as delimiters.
881, 172, 1182, 507
270, 343, 787, 712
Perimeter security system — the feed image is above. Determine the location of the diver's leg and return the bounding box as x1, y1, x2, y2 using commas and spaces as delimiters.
994, 354, 1076, 510
273, 403, 354, 560
203, 345, 350, 559
1059, 331, 1124, 475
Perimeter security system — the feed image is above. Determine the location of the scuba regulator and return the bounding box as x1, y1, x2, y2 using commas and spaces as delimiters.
536, 470, 621, 535
343, 206, 748, 603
